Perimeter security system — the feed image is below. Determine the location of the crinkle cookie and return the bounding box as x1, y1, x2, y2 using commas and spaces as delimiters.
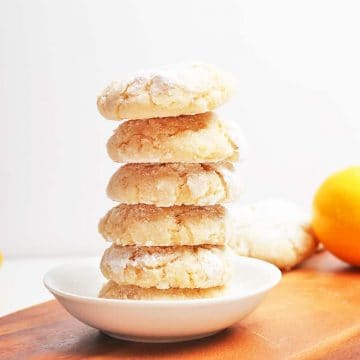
97, 63, 233, 120
99, 281, 227, 300
107, 112, 238, 163
107, 162, 240, 206
99, 204, 227, 246
229, 199, 318, 270
100, 245, 230, 289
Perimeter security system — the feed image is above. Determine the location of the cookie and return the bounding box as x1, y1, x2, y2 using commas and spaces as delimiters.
97, 63, 233, 120
99, 204, 226, 246
99, 281, 227, 300
106, 162, 240, 206
229, 199, 318, 270
107, 112, 238, 163
100, 245, 230, 289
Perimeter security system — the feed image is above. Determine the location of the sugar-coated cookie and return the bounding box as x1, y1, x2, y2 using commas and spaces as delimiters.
97, 63, 233, 120
100, 245, 230, 289
99, 204, 226, 246
107, 112, 238, 163
229, 199, 318, 270
107, 162, 240, 206
99, 281, 227, 300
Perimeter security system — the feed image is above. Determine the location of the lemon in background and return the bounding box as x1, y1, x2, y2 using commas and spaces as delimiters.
312, 166, 360, 266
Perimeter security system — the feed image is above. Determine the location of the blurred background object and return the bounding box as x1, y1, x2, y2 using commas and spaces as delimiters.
1, 0, 360, 257
312, 166, 360, 265
229, 199, 317, 270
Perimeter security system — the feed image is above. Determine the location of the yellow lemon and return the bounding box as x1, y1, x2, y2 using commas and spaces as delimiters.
312, 166, 360, 265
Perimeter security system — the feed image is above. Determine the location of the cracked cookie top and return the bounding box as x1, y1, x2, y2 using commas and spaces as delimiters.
106, 112, 239, 163
99, 204, 227, 246
100, 244, 230, 289
97, 63, 233, 120
106, 162, 241, 206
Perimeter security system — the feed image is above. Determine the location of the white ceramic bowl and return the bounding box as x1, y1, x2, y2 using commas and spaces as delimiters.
44, 256, 281, 343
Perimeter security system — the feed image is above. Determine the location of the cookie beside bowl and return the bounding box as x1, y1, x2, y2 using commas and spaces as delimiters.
229, 199, 318, 270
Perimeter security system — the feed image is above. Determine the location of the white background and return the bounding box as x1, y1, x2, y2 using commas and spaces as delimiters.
1, 0, 359, 257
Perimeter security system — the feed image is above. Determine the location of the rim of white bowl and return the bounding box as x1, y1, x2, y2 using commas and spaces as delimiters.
43, 256, 282, 307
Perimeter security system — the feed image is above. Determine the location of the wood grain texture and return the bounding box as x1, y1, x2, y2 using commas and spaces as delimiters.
0, 252, 359, 360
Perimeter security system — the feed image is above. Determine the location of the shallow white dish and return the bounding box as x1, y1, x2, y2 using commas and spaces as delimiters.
43, 256, 281, 343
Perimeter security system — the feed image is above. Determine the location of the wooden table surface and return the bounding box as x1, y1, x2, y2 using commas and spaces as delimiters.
1, 252, 359, 360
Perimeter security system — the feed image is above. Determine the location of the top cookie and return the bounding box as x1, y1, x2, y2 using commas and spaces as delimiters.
97, 63, 233, 120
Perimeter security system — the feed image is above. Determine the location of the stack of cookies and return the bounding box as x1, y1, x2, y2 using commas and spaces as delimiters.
97, 63, 240, 300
